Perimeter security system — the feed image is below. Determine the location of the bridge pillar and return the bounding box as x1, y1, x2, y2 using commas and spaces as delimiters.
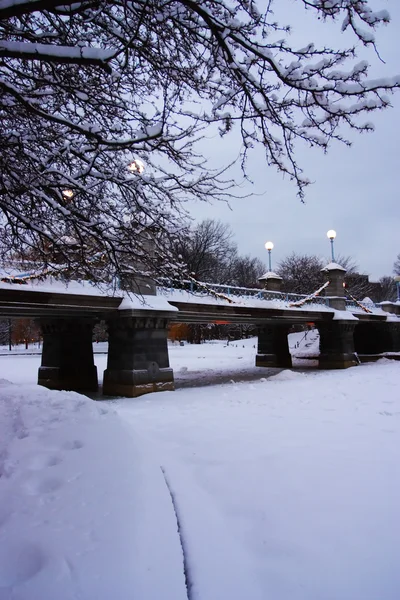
317, 320, 358, 369
258, 272, 283, 292
38, 318, 98, 391
386, 322, 400, 352
103, 313, 174, 397
321, 262, 347, 310
256, 325, 292, 368
354, 321, 400, 355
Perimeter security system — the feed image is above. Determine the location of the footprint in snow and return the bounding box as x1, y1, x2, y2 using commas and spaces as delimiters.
27, 453, 62, 471
0, 543, 45, 588
62, 439, 84, 451
23, 475, 63, 496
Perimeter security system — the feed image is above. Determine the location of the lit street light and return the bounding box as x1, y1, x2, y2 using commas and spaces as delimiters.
327, 230, 337, 262
62, 189, 74, 200
264, 241, 274, 271
128, 158, 145, 174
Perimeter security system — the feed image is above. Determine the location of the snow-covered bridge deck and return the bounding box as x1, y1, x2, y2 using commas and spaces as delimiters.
0, 276, 398, 398
0, 277, 391, 324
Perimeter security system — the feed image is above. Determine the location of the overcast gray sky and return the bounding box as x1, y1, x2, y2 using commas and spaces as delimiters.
187, 0, 400, 281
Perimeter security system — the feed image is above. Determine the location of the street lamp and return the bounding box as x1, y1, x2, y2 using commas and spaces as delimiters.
394, 275, 400, 302
128, 158, 145, 174
265, 241, 274, 271
62, 189, 74, 200
327, 230, 337, 262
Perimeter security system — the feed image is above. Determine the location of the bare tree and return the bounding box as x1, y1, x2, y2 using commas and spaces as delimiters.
0, 319, 12, 349
277, 253, 325, 295
1, 1, 399, 282
334, 254, 373, 299
230, 255, 266, 288
277, 251, 376, 299
375, 276, 397, 303
172, 219, 237, 283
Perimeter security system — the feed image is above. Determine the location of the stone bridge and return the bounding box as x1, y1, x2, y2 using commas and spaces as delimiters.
0, 262, 398, 398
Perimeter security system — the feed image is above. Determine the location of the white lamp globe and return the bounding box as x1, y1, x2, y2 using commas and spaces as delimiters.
128, 158, 145, 174
265, 241, 274, 251
327, 229, 336, 240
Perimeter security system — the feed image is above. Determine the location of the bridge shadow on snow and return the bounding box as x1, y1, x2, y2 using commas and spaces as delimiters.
89, 360, 319, 401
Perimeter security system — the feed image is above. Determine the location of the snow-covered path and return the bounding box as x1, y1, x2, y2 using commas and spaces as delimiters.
115, 361, 400, 600
0, 340, 399, 599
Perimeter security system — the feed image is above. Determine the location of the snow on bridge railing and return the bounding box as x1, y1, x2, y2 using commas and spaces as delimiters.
155, 277, 330, 308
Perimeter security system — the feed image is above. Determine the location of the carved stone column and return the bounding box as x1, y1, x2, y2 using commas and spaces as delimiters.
386, 322, 400, 352
103, 314, 174, 397
256, 324, 292, 368
258, 272, 283, 292
38, 318, 98, 392
317, 320, 358, 369
321, 262, 347, 310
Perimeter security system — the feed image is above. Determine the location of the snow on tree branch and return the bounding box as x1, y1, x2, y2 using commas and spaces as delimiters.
0, 0, 399, 283
0, 40, 114, 69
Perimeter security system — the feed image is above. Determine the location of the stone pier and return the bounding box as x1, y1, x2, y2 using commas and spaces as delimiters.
354, 320, 400, 355
38, 318, 98, 391
317, 320, 358, 369
316, 262, 359, 368
103, 312, 174, 397
256, 324, 292, 368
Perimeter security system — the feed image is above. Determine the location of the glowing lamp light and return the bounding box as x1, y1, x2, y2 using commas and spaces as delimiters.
128, 158, 145, 174
264, 240, 274, 271
326, 229, 337, 261
62, 189, 74, 199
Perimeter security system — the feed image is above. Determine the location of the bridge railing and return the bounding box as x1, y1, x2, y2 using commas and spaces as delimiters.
156, 278, 388, 314
344, 299, 380, 314
155, 278, 330, 308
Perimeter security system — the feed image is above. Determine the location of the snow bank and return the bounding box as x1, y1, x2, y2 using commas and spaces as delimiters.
269, 369, 305, 381
0, 382, 187, 600
117, 360, 400, 600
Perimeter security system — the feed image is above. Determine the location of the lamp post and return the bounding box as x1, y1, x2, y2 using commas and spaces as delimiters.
62, 189, 74, 200
265, 241, 274, 271
327, 230, 337, 262
394, 276, 400, 302
128, 158, 145, 174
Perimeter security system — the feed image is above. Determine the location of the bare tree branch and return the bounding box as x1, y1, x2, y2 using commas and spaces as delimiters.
0, 0, 398, 282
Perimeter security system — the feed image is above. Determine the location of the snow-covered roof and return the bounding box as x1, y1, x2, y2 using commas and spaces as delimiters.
258, 271, 282, 281
321, 262, 346, 272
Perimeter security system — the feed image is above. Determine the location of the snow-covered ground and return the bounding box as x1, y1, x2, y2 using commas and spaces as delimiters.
0, 340, 399, 599
0, 331, 319, 387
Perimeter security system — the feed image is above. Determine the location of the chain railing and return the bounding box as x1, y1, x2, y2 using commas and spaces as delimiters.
0, 267, 391, 314
156, 277, 390, 314
155, 277, 330, 308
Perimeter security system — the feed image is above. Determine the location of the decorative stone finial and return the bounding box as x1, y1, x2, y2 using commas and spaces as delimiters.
321, 262, 347, 310
258, 271, 283, 292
